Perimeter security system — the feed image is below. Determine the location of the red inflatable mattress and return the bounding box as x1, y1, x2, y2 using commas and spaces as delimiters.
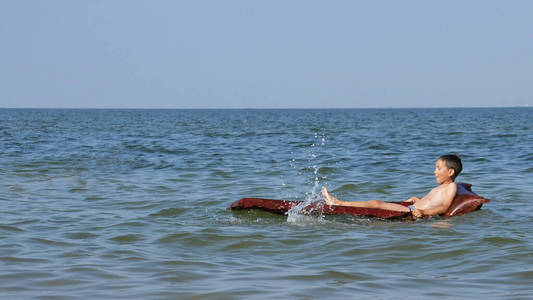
228, 183, 490, 219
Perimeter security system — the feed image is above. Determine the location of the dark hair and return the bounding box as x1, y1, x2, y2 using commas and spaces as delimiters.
439, 154, 462, 179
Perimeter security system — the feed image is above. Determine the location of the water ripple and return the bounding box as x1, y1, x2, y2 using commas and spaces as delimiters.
1, 108, 533, 298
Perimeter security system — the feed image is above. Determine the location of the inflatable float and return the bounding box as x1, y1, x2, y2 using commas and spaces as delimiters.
228, 183, 490, 219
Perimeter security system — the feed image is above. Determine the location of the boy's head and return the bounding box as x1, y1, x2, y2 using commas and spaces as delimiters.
436, 154, 462, 182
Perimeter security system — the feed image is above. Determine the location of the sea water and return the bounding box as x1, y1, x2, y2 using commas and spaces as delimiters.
1, 108, 532, 299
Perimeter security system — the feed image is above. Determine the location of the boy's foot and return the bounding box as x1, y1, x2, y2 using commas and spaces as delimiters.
322, 187, 336, 205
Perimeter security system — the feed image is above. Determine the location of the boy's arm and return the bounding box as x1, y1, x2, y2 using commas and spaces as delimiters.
418, 183, 457, 217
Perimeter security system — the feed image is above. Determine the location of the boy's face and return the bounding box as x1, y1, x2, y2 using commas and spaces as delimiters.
434, 159, 455, 184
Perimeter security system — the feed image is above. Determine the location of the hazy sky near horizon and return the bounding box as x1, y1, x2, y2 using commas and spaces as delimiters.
1, 0, 532, 108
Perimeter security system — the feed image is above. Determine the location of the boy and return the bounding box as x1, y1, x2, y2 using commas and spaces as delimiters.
321, 155, 462, 218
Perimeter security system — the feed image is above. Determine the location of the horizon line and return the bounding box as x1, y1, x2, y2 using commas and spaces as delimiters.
0, 105, 530, 110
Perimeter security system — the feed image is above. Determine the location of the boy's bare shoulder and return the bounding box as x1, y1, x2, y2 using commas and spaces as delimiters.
430, 182, 457, 199
440, 182, 458, 199
447, 182, 458, 192
436, 182, 457, 190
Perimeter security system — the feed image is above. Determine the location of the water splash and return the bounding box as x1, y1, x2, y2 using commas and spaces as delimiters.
286, 189, 326, 225
286, 132, 327, 224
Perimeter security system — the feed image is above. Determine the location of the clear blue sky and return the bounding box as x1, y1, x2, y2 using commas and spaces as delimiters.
1, 0, 532, 108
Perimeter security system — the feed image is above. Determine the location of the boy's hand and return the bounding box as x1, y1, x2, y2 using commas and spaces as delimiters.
405, 197, 419, 203
412, 209, 423, 218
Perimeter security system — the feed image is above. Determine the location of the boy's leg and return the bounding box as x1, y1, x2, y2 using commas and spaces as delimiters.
322, 187, 410, 212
